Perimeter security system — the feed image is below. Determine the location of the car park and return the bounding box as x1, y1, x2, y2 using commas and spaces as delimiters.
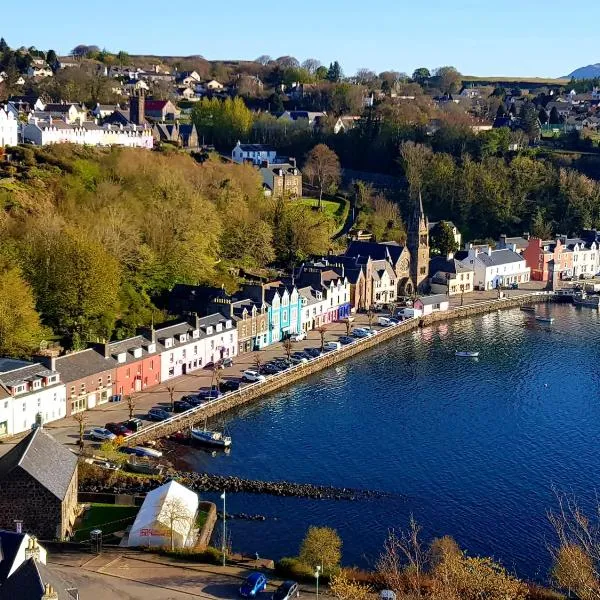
173, 400, 193, 413
105, 422, 133, 437
147, 407, 171, 421
123, 418, 143, 432
239, 572, 268, 597
242, 369, 267, 383
89, 427, 117, 442
273, 580, 300, 599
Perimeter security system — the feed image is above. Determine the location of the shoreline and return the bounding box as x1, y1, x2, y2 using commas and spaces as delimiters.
128, 292, 552, 444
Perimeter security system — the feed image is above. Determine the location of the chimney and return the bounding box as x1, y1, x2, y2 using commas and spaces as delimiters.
14, 520, 22, 534
42, 584, 58, 600
33, 354, 56, 371
499, 234, 507, 247
289, 157, 296, 168
130, 89, 145, 125
487, 246, 493, 256
523, 232, 530, 241
25, 537, 41, 561
103, 341, 110, 359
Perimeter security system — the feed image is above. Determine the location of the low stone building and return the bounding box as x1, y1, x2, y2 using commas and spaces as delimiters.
0, 429, 78, 540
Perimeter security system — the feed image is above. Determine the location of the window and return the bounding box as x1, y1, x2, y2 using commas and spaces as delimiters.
182, 349, 187, 359
3, 401, 7, 409
420, 267, 426, 275
98, 377, 103, 387
194, 345, 198, 355
80, 383, 86, 394
70, 386, 75, 396
169, 353, 174, 363
168, 367, 175, 377
126, 368, 130, 378
107, 374, 112, 383
22, 403, 26, 412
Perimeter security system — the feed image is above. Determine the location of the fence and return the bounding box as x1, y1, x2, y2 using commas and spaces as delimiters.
126, 292, 552, 444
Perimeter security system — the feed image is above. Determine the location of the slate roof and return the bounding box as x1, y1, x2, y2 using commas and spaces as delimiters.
0, 362, 57, 388
54, 349, 114, 384
42, 103, 78, 113
346, 240, 405, 265
417, 293, 449, 306
106, 335, 158, 363
0, 557, 76, 600
237, 143, 275, 152
500, 236, 530, 251
0, 531, 26, 583
371, 260, 396, 281
476, 248, 525, 267
429, 256, 471, 275
0, 429, 77, 501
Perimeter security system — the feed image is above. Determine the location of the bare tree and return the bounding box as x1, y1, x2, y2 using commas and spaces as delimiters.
399, 141, 433, 199
302, 58, 321, 74
316, 326, 327, 351
344, 319, 352, 336
211, 365, 222, 391
161, 497, 195, 551
366, 309, 375, 328
329, 572, 372, 600
253, 352, 262, 372
167, 385, 176, 411
255, 55, 272, 66
282, 338, 294, 361
73, 412, 87, 452
304, 144, 341, 210
126, 394, 136, 420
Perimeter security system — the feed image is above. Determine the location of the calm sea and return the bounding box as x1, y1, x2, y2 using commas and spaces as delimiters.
182, 303, 600, 580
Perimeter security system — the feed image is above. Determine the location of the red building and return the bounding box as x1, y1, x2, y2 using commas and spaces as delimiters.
93, 335, 161, 398
522, 238, 572, 281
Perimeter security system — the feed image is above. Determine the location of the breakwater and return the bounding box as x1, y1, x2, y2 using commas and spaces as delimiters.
127, 292, 551, 445
80, 469, 393, 501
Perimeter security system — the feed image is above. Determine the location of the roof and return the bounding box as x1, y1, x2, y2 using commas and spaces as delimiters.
371, 260, 396, 281
54, 349, 114, 384
429, 256, 471, 275
0, 429, 77, 501
42, 103, 78, 113
417, 294, 449, 306
236, 143, 276, 152
500, 236, 530, 250
144, 100, 171, 111
0, 362, 58, 389
0, 557, 76, 600
0, 531, 26, 583
476, 248, 526, 267
106, 334, 158, 362
346, 240, 405, 265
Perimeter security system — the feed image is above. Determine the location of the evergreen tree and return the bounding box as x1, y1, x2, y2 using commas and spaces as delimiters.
46, 49, 57, 67
327, 61, 342, 83
538, 108, 549, 125
549, 106, 561, 125
0, 38, 8, 53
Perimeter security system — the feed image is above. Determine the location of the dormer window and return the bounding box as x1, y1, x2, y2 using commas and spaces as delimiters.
216, 323, 223, 332
226, 319, 232, 329
146, 343, 156, 354
164, 338, 173, 349
13, 384, 26, 395
132, 347, 143, 359
32, 379, 42, 390
117, 352, 127, 363
47, 375, 58, 384
192, 329, 200, 339
179, 333, 187, 343
206, 326, 213, 335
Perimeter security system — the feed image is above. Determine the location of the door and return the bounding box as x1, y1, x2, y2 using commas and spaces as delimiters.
182, 363, 187, 375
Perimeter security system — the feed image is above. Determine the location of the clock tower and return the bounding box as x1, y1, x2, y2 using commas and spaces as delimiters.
407, 191, 430, 293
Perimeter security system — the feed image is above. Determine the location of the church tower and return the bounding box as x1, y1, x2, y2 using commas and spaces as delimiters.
407, 191, 430, 293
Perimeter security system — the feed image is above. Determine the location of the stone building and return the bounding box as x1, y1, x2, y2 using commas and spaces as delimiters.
407, 192, 430, 293
0, 429, 78, 540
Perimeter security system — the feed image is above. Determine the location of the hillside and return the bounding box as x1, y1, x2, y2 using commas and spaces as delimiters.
567, 63, 600, 79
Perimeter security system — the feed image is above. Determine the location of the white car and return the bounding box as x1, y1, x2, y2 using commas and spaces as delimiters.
289, 331, 307, 342
242, 369, 266, 383
378, 316, 392, 327
323, 341, 341, 351
89, 427, 117, 442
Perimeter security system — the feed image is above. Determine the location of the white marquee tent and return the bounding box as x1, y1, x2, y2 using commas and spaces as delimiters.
128, 480, 199, 548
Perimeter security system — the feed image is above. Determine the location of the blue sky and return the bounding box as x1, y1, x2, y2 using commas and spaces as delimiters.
3, 0, 599, 77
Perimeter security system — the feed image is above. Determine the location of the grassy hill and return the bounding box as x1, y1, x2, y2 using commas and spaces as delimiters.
462, 75, 570, 87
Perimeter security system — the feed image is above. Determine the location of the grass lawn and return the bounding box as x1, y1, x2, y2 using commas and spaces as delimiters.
196, 510, 209, 529
297, 197, 348, 225
74, 503, 139, 542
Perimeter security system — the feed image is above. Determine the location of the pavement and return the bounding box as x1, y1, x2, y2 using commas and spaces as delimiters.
49, 551, 320, 599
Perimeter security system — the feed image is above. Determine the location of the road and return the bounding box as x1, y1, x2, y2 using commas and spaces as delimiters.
49, 552, 319, 600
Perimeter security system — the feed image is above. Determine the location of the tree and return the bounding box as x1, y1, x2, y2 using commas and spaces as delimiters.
299, 526, 342, 574
255, 55, 272, 66
46, 49, 57, 67
282, 338, 294, 361
531, 207, 553, 240
161, 497, 195, 551
0, 38, 8, 53
329, 572, 372, 600
253, 352, 262, 372
366, 309, 375, 328
430, 221, 459, 257
0, 262, 46, 358
315, 65, 329, 80
355, 68, 377, 84
412, 67, 431, 84
327, 61, 343, 83
269, 92, 285, 114
549, 106, 561, 125
303, 144, 341, 209
344, 319, 352, 336
434, 66, 462, 94
538, 108, 549, 125
73, 411, 87, 453
400, 141, 433, 198
276, 56, 299, 69
301, 58, 321, 74
316, 326, 327, 351
126, 394, 137, 420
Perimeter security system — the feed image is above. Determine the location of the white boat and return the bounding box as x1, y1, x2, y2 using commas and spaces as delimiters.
190, 428, 232, 448
132, 446, 163, 458
455, 351, 479, 358
535, 316, 554, 324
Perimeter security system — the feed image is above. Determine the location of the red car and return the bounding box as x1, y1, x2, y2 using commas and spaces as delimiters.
105, 422, 133, 437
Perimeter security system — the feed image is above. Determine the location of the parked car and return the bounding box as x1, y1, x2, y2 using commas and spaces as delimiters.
509, 282, 519, 289
272, 359, 292, 370
292, 351, 311, 360
219, 357, 234, 368
289, 331, 307, 342
123, 418, 143, 433
147, 407, 170, 421
89, 427, 117, 442
304, 348, 322, 358
198, 388, 222, 400
239, 572, 268, 598
339, 336, 355, 345
242, 369, 267, 383
173, 400, 193, 413
220, 379, 241, 392
290, 355, 309, 364
323, 341, 341, 351
273, 580, 300, 600
261, 364, 281, 375
184, 395, 206, 407
352, 328, 369, 338
378, 316, 392, 326
105, 422, 133, 437
181, 394, 199, 404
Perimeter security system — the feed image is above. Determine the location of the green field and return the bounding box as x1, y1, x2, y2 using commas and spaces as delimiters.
463, 75, 570, 86
297, 197, 348, 224
74, 503, 139, 542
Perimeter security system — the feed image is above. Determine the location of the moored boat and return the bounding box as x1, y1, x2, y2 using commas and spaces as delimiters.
455, 351, 479, 358
520, 306, 536, 312
190, 427, 232, 448
132, 446, 163, 458
535, 316, 554, 323
573, 292, 600, 308
126, 457, 165, 476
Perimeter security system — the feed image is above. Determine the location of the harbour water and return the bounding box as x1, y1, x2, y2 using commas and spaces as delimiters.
181, 303, 600, 580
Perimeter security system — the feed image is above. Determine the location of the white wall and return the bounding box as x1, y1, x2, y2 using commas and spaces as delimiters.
6, 384, 67, 436
0, 108, 18, 146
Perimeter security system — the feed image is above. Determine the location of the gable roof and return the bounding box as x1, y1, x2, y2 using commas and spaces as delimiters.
54, 349, 114, 384
0, 531, 26, 583
0, 557, 76, 600
417, 293, 449, 306
346, 240, 405, 265
476, 248, 525, 267
0, 429, 77, 501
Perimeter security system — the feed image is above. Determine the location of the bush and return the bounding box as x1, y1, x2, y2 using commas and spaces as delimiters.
275, 557, 328, 584
150, 546, 223, 565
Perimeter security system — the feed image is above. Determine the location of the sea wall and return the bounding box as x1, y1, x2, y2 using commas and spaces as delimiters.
129, 293, 551, 444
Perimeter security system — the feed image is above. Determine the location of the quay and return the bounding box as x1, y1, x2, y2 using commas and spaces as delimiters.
123, 291, 552, 445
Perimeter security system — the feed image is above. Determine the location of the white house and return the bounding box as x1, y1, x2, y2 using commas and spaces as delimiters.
279, 110, 326, 128
562, 238, 600, 278
232, 141, 277, 165
0, 106, 18, 147
128, 480, 198, 549
413, 294, 450, 316
0, 359, 66, 437
371, 260, 397, 306
27, 65, 53, 78
156, 314, 237, 382
22, 118, 154, 149
458, 245, 530, 291
298, 286, 330, 331
205, 79, 224, 90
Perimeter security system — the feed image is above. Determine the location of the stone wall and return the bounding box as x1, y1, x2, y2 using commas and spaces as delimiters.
0, 469, 63, 539
129, 293, 551, 444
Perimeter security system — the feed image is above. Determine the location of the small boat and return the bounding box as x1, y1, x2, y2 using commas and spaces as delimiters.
126, 457, 165, 476
190, 427, 232, 449
132, 446, 163, 458
573, 293, 600, 308
535, 316, 554, 324
520, 306, 536, 313
455, 351, 479, 358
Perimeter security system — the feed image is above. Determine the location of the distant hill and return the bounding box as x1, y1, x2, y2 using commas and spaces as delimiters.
566, 64, 600, 79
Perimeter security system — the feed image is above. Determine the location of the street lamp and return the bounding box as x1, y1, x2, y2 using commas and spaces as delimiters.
220, 491, 226, 566
314, 565, 321, 599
